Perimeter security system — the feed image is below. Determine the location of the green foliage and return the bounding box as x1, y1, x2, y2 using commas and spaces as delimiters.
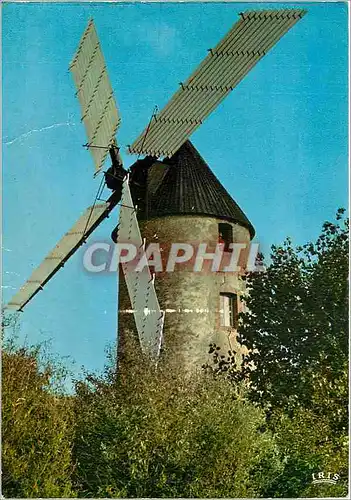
264, 404, 349, 498
1, 317, 75, 498
239, 208, 348, 411
207, 209, 349, 497
2, 210, 348, 498
72, 349, 281, 498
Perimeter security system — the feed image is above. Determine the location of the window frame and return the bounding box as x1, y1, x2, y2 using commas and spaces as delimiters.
218, 222, 233, 252
219, 292, 238, 328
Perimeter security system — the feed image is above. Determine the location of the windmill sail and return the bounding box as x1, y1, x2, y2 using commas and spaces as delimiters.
117, 176, 164, 359
6, 202, 113, 311
70, 19, 121, 175
129, 9, 306, 158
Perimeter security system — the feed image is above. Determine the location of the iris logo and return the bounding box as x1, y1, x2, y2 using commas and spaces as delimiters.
312, 472, 340, 485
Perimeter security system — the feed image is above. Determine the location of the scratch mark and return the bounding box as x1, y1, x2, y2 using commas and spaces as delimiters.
5, 121, 77, 146
119, 308, 210, 314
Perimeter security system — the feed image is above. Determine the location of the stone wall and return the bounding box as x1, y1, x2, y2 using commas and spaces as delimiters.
118, 214, 251, 372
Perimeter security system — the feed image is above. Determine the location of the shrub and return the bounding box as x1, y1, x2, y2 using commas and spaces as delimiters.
73, 348, 281, 498
1, 321, 75, 498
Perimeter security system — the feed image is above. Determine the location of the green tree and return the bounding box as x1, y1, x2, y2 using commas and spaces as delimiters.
207, 209, 349, 497
238, 209, 348, 412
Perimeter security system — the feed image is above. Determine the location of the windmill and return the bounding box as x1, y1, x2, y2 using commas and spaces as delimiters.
6, 9, 306, 364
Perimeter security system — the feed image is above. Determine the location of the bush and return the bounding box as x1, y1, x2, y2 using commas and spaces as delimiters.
1, 319, 75, 498
73, 349, 282, 498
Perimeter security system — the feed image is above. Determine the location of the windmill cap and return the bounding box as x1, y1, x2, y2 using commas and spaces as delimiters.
146, 141, 255, 239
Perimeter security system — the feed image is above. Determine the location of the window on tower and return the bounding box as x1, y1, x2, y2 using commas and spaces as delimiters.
219, 292, 238, 328
218, 222, 233, 252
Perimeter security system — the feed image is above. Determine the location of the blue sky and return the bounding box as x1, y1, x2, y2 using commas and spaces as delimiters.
2, 2, 348, 380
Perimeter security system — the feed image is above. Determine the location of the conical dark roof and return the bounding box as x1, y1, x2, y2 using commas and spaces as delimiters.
147, 141, 255, 238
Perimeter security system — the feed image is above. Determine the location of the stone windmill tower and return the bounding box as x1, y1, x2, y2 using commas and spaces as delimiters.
118, 141, 255, 371
7, 10, 306, 372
